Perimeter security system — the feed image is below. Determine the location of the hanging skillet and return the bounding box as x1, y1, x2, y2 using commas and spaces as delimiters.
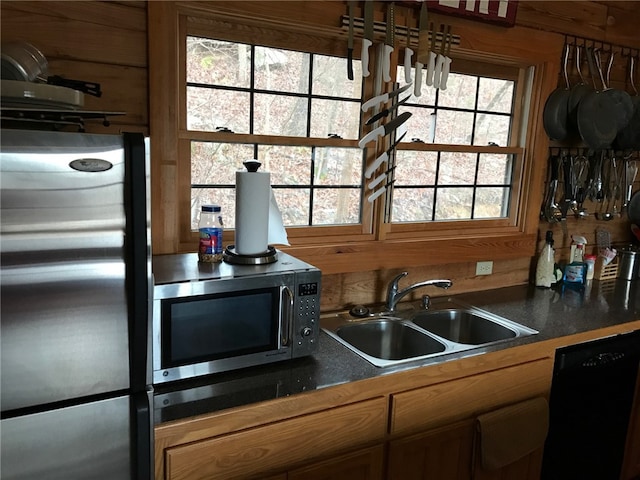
567, 45, 592, 133
576, 48, 632, 150
614, 55, 640, 150
543, 44, 571, 141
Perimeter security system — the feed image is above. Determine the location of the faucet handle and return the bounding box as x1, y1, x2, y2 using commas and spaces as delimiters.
390, 271, 409, 289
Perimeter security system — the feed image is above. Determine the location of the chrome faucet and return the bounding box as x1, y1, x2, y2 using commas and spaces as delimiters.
386, 272, 452, 312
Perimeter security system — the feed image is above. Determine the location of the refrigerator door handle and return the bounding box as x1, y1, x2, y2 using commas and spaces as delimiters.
132, 391, 154, 480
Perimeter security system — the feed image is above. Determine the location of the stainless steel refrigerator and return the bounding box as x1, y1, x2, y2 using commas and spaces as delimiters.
0, 129, 153, 479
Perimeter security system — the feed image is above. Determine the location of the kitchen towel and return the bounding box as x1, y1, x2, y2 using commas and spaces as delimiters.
235, 167, 288, 255
474, 396, 549, 471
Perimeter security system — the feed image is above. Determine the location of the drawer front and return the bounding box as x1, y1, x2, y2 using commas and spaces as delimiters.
391, 358, 552, 436
165, 397, 387, 480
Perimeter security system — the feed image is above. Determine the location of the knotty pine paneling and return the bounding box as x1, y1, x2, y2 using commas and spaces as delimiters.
2, 0, 639, 309
1, 1, 148, 135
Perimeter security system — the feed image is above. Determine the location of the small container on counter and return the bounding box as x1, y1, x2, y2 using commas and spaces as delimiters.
584, 254, 597, 281
198, 204, 224, 263
618, 248, 639, 281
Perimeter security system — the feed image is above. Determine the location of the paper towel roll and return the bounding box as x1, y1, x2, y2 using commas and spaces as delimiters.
235, 170, 270, 254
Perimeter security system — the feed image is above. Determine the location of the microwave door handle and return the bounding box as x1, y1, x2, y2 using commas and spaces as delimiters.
280, 285, 294, 347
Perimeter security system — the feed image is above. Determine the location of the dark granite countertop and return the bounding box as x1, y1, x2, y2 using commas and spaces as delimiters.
153, 280, 640, 425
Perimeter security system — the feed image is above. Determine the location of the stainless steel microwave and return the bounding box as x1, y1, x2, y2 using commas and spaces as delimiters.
152, 252, 321, 384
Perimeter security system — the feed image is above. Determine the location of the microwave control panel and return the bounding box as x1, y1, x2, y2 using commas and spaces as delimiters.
292, 271, 321, 358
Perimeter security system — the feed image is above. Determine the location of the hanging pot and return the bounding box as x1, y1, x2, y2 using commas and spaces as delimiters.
577, 48, 632, 150
614, 55, 640, 151
567, 45, 592, 133
543, 44, 572, 141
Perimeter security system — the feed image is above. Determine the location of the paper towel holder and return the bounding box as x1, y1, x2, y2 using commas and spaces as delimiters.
223, 244, 278, 265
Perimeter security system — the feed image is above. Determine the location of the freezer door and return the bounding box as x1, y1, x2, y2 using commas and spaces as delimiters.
0, 130, 147, 411
0, 395, 144, 480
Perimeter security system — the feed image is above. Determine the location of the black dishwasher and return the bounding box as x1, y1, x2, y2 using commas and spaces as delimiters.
541, 330, 640, 480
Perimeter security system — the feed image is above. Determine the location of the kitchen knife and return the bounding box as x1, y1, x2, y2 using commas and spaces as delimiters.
382, 2, 395, 83
433, 24, 446, 89
361, 83, 412, 112
361, 0, 374, 78
440, 26, 453, 90
366, 129, 407, 180
347, 1, 355, 80
358, 111, 411, 148
426, 22, 437, 86
414, 2, 428, 97
365, 94, 411, 125
368, 179, 395, 203
403, 10, 413, 84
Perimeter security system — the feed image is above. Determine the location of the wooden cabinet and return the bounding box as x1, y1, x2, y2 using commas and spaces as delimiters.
387, 358, 552, 479
287, 445, 384, 480
390, 358, 553, 436
387, 420, 474, 480
162, 397, 387, 480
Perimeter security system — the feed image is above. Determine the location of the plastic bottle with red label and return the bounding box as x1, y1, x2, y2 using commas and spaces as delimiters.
198, 204, 223, 263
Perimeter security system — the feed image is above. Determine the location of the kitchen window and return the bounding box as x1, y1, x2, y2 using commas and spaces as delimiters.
186, 37, 364, 231
185, 33, 525, 233
149, 2, 555, 266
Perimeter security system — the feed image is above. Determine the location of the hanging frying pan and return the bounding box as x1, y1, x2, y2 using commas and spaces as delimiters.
567, 45, 592, 132
543, 44, 571, 141
614, 55, 640, 150
576, 48, 626, 150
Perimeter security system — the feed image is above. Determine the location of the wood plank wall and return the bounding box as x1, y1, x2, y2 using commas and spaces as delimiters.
2, 1, 639, 311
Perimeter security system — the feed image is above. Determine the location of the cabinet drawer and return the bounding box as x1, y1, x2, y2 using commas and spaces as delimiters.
165, 397, 387, 480
391, 358, 552, 436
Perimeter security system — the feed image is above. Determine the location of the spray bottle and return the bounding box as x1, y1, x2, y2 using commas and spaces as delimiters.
564, 235, 588, 285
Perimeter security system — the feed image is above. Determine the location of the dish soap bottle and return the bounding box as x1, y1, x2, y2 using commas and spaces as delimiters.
535, 230, 556, 288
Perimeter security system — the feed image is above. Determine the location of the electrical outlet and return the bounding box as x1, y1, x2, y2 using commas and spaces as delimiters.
476, 261, 493, 275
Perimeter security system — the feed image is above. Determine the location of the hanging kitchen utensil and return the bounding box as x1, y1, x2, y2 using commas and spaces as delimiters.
414, 2, 428, 97
439, 26, 453, 91
426, 22, 437, 87
543, 43, 571, 141
361, 0, 374, 78
577, 49, 632, 149
614, 55, 640, 150
346, 1, 355, 81
366, 127, 408, 180
542, 153, 562, 223
382, 2, 395, 83
361, 83, 412, 112
567, 44, 592, 133
624, 159, 638, 211
366, 94, 411, 125
358, 111, 411, 148
432, 24, 447, 89
403, 8, 413, 84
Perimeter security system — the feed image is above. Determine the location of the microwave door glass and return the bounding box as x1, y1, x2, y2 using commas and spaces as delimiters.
163, 288, 279, 368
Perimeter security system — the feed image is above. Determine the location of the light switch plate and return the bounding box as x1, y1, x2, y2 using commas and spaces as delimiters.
476, 261, 493, 275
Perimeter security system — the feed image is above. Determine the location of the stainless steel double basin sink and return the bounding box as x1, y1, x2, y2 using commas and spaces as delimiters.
321, 299, 538, 367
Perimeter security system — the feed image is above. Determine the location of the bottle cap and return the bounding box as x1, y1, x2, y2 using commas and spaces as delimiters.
201, 204, 221, 213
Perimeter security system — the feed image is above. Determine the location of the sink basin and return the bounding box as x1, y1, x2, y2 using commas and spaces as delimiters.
322, 299, 538, 368
336, 320, 446, 362
411, 309, 517, 345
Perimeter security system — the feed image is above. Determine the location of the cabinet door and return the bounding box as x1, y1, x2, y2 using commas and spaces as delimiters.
473, 448, 543, 480
288, 445, 384, 480
387, 420, 474, 480
164, 397, 386, 480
